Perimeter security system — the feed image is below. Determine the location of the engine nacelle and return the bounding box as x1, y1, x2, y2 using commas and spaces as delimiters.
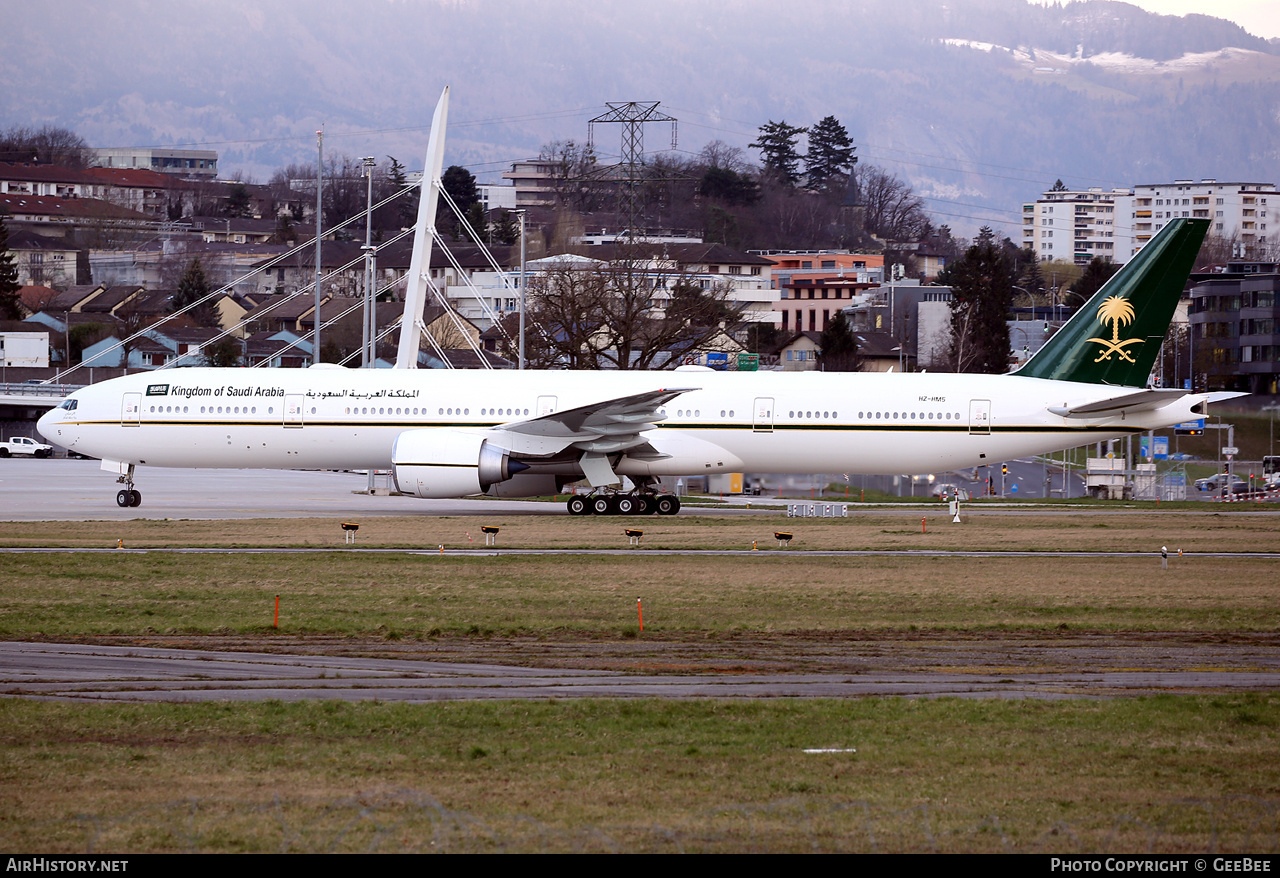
485, 473, 564, 498
392, 429, 522, 498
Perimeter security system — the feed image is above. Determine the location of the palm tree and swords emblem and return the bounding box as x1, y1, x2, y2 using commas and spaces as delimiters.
1087, 295, 1144, 363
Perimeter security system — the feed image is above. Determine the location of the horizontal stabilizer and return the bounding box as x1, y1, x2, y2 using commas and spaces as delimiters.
1048, 389, 1191, 417
1206, 391, 1250, 405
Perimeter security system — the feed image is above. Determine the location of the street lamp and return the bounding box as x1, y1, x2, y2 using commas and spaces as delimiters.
360, 156, 377, 369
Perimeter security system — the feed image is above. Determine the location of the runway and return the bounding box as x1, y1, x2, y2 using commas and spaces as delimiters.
5, 640, 1278, 703
3, 459, 1273, 521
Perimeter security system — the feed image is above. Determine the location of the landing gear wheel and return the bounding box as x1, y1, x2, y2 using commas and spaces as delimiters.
128, 490, 142, 508
655, 494, 680, 515
566, 496, 589, 516
633, 495, 652, 515
117, 490, 131, 508
615, 496, 637, 515
590, 495, 612, 516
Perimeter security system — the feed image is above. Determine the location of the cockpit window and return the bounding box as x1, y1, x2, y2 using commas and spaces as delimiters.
58, 399, 78, 411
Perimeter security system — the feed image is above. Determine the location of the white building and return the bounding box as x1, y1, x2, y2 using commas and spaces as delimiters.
93, 147, 218, 178
500, 159, 560, 208
477, 183, 517, 212
1022, 187, 1129, 266
1025, 179, 1276, 265
1123, 180, 1274, 261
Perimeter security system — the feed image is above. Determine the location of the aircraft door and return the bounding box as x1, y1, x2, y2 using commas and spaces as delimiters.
121, 393, 141, 427
537, 396, 558, 416
753, 397, 774, 433
284, 394, 305, 428
969, 399, 992, 435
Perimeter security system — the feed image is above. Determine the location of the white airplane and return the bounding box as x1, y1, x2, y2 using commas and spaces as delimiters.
35, 89, 1233, 515
37, 214, 1228, 515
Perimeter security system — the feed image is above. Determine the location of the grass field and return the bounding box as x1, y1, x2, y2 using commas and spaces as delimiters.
2, 509, 1278, 553
2, 552, 1277, 638
3, 696, 1278, 853
1, 510, 1277, 852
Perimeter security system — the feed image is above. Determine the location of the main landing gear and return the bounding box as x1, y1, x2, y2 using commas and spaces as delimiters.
565, 492, 681, 516
115, 463, 142, 508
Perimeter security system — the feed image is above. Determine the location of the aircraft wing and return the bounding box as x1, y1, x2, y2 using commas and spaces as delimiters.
495, 387, 698, 455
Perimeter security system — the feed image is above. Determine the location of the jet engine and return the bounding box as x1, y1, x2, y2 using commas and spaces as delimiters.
392, 429, 526, 498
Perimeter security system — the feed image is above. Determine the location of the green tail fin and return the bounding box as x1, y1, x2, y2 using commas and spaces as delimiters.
1015, 217, 1208, 386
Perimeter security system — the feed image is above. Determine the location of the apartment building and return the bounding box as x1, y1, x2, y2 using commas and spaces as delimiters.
1124, 180, 1274, 261
1021, 187, 1128, 266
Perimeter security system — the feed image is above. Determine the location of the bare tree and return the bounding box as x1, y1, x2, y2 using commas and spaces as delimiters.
539, 139, 606, 214
854, 164, 931, 241
698, 140, 751, 174
502, 253, 741, 370
0, 125, 92, 167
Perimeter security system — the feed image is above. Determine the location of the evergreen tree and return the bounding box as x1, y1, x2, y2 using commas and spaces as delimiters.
202, 338, 241, 367
699, 166, 760, 205
939, 227, 1015, 373
174, 257, 220, 328
438, 165, 479, 240
465, 202, 489, 244
750, 120, 807, 186
1050, 179, 1068, 192
805, 116, 857, 190
387, 156, 417, 228
492, 209, 519, 246
224, 183, 252, 218
0, 213, 22, 319
818, 310, 862, 371
1021, 258, 1047, 300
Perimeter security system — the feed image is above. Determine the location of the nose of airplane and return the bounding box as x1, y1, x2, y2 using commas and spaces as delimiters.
37, 403, 64, 444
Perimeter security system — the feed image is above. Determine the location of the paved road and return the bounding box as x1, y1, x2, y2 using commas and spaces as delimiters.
5, 640, 1278, 703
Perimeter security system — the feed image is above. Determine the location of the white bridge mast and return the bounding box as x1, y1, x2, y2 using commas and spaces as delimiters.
395, 86, 450, 369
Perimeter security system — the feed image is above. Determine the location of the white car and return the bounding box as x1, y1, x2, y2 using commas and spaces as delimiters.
0, 436, 54, 458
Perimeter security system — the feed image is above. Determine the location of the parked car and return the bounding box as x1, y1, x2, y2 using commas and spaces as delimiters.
0, 436, 54, 458
1194, 473, 1247, 493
